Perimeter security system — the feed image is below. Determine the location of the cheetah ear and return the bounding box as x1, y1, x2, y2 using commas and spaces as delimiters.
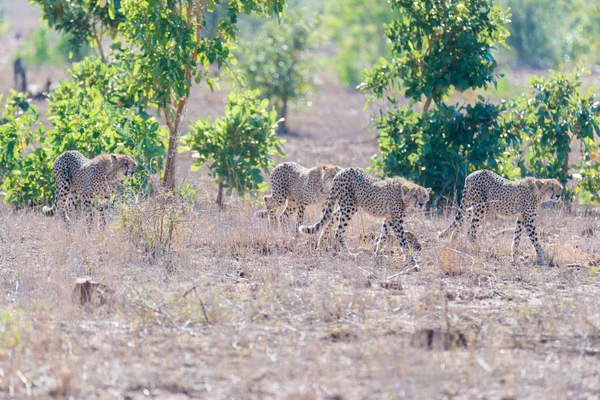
426, 188, 432, 194
401, 186, 414, 198
535, 180, 545, 191
111, 154, 118, 163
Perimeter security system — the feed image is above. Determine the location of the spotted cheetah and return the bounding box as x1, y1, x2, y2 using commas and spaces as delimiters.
257, 162, 342, 230
438, 169, 563, 265
299, 168, 430, 258
43, 150, 137, 227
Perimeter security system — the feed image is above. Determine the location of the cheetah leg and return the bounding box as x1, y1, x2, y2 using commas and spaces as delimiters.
439, 208, 463, 239
334, 203, 357, 254
374, 217, 392, 255
467, 204, 487, 243
439, 194, 475, 240
53, 176, 70, 221
295, 202, 306, 234
317, 208, 340, 249
511, 214, 524, 262
264, 192, 285, 229
390, 214, 419, 271
97, 194, 111, 226
524, 213, 544, 265
82, 195, 95, 232
280, 199, 298, 233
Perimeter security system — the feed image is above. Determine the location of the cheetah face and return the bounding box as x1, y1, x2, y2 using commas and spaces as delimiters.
403, 186, 431, 210
111, 154, 138, 180
536, 179, 563, 202
319, 164, 342, 192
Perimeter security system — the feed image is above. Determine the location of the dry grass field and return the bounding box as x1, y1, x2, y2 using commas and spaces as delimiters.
0, 174, 599, 399
0, 79, 599, 398
1, 2, 600, 399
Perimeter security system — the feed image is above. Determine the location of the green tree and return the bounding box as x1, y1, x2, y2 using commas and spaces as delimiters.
506, 67, 600, 201
0, 92, 52, 206
33, 0, 287, 190
238, 11, 320, 134
1, 58, 166, 208
499, 0, 600, 67
118, 0, 286, 189
362, 0, 512, 200
31, 0, 125, 61
325, 0, 396, 88
182, 90, 284, 208
16, 26, 90, 67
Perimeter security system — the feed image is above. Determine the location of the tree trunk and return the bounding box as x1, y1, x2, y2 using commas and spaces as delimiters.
163, 127, 179, 190
216, 181, 224, 209
279, 98, 288, 135
422, 96, 432, 115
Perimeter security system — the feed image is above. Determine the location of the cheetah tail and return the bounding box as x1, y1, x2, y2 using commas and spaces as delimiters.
42, 204, 56, 217
298, 186, 338, 235
255, 209, 269, 218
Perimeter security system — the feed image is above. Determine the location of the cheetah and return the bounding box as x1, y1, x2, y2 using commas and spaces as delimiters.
438, 169, 563, 265
43, 150, 137, 227
257, 162, 342, 230
298, 167, 430, 259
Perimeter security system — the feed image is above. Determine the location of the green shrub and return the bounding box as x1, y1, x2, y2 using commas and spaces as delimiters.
506, 67, 600, 202
1, 58, 166, 208
363, 0, 512, 201
238, 12, 321, 134
371, 100, 520, 201
182, 90, 284, 207
16, 26, 90, 67
0, 92, 51, 207
325, 0, 396, 87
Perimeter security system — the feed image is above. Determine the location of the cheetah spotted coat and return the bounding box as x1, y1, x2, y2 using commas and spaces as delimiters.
299, 167, 430, 255
259, 162, 342, 230
438, 169, 563, 264
43, 150, 137, 227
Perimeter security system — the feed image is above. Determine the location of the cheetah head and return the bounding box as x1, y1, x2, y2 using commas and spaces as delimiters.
402, 185, 431, 210
111, 154, 138, 180
317, 164, 342, 192
535, 179, 563, 202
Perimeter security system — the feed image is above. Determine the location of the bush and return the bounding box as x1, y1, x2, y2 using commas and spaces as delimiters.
363, 0, 512, 201
16, 26, 90, 68
182, 90, 284, 207
371, 100, 520, 201
506, 67, 600, 201
325, 0, 396, 87
2, 58, 166, 208
0, 92, 53, 207
47, 58, 166, 194
238, 12, 321, 134
500, 0, 599, 67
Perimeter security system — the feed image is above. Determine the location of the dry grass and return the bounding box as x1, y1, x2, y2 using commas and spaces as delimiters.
1, 4, 600, 396
0, 193, 599, 399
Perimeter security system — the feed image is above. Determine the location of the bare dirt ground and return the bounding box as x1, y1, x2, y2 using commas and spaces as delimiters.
1, 1, 600, 399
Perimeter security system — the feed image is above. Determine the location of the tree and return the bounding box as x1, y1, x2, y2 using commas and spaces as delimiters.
363, 0, 509, 114
0, 92, 52, 207
33, 0, 287, 190
182, 90, 284, 208
325, 0, 396, 88
499, 0, 600, 68
505, 67, 600, 201
362, 0, 512, 200
118, 0, 286, 189
31, 0, 125, 62
0, 58, 166, 207
238, 11, 320, 134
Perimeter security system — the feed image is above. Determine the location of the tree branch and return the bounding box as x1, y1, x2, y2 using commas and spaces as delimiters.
91, 21, 106, 63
